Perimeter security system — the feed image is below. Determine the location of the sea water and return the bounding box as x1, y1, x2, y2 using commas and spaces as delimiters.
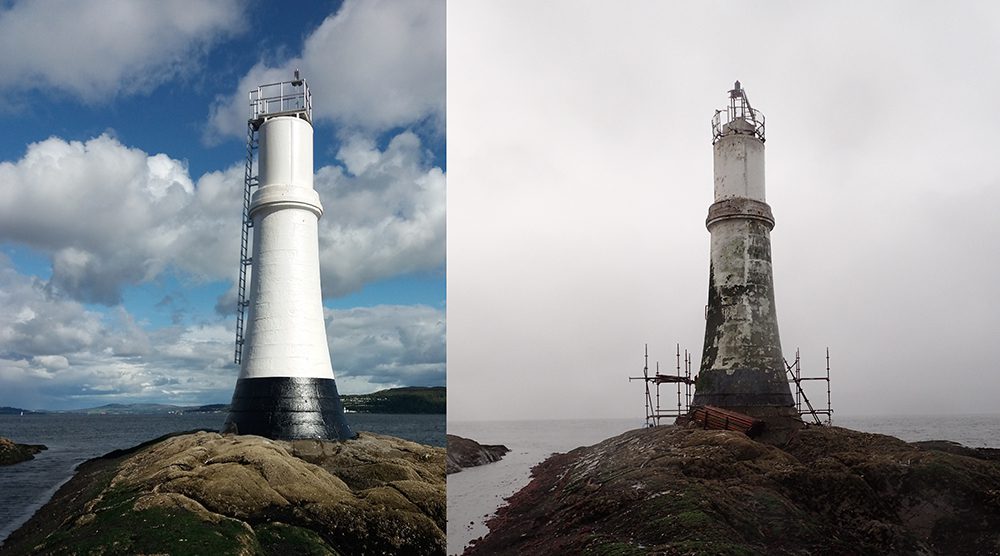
447, 418, 640, 555
446, 414, 1000, 555
0, 412, 444, 544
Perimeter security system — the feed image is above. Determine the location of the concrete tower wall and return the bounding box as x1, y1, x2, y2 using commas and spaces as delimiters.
225, 110, 353, 441
692, 88, 796, 420
700, 216, 790, 407
240, 116, 331, 380
713, 131, 765, 202
259, 116, 314, 187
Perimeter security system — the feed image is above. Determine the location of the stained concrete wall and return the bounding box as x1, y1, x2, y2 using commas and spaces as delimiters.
694, 122, 795, 414
713, 119, 765, 203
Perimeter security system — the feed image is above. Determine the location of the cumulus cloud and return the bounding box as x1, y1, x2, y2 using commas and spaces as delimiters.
0, 129, 443, 306
0, 255, 443, 408
206, 0, 444, 141
0, 134, 242, 304
316, 131, 446, 296
0, 0, 245, 102
326, 304, 446, 392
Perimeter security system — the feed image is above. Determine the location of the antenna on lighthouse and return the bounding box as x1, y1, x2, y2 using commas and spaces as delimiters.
712, 80, 764, 144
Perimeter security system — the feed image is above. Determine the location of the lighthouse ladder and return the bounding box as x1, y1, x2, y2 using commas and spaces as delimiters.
234, 120, 259, 365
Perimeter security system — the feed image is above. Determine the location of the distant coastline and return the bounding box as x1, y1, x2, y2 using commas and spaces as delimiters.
0, 386, 446, 416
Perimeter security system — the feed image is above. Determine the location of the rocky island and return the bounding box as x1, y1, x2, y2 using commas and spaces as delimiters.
465, 425, 1000, 556
446, 434, 510, 474
0, 437, 46, 466
1, 431, 445, 555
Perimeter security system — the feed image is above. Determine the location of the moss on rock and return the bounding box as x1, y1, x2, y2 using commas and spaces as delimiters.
466, 425, 1000, 556
0, 437, 46, 466
1, 431, 444, 555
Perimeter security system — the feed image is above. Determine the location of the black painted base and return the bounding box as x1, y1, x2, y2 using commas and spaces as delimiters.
691, 367, 798, 418
224, 376, 355, 441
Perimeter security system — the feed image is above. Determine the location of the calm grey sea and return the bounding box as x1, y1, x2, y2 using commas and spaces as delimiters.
0, 412, 444, 544
447, 414, 1000, 555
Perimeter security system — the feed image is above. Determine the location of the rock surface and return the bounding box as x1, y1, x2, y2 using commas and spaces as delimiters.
446, 434, 510, 474
1, 431, 445, 555
465, 425, 1000, 556
0, 437, 46, 466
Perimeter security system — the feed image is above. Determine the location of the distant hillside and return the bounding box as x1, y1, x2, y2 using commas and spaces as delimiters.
62, 403, 227, 415
342, 386, 445, 414
73, 404, 179, 415
8, 387, 445, 415
0, 407, 40, 415
182, 404, 229, 413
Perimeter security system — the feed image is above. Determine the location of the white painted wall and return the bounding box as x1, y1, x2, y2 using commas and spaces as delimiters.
239, 116, 335, 380
713, 129, 765, 202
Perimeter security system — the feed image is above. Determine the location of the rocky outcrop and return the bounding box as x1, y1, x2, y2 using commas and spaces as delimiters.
446, 434, 510, 474
465, 425, 1000, 556
0, 437, 46, 466
1, 431, 445, 555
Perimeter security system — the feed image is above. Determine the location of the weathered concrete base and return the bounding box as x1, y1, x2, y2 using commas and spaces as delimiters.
691, 368, 796, 410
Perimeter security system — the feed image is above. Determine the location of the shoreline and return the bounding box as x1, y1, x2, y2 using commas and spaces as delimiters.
2, 430, 446, 554
466, 423, 1000, 555
0, 413, 445, 546
448, 415, 1000, 555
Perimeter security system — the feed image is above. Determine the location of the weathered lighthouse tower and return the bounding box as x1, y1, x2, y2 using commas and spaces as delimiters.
691, 82, 797, 420
225, 75, 354, 440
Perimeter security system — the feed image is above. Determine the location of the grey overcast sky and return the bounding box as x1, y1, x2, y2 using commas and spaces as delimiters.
447, 1, 1000, 421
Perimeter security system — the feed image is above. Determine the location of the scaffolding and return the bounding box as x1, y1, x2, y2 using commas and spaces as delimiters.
785, 347, 833, 425
629, 344, 694, 427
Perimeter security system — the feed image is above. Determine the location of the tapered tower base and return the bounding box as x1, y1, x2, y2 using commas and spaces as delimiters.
224, 377, 355, 440
692, 369, 795, 410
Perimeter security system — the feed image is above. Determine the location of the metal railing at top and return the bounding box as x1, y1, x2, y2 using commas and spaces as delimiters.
711, 106, 765, 144
249, 78, 312, 125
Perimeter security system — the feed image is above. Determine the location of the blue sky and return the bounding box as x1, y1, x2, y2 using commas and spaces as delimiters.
0, 0, 445, 410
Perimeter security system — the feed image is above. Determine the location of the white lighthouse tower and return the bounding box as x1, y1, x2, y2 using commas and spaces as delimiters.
225, 75, 354, 440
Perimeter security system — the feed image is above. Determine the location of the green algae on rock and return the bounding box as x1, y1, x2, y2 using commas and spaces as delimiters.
0, 431, 445, 555
465, 425, 1000, 556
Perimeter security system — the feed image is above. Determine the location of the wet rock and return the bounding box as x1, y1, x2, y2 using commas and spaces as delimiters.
1, 431, 445, 555
0, 437, 46, 466
446, 434, 510, 474
466, 425, 1000, 556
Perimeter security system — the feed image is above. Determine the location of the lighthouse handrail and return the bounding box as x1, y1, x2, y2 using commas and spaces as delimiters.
711, 106, 765, 144
249, 79, 312, 124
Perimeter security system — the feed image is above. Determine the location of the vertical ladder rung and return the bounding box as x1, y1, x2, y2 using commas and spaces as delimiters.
234, 120, 258, 365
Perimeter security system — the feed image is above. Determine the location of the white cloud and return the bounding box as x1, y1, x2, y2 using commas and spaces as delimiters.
317, 131, 446, 297
206, 0, 444, 141
32, 355, 69, 370
447, 1, 1000, 421
326, 304, 445, 392
0, 255, 443, 408
0, 128, 443, 305
0, 134, 241, 304
0, 0, 245, 102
